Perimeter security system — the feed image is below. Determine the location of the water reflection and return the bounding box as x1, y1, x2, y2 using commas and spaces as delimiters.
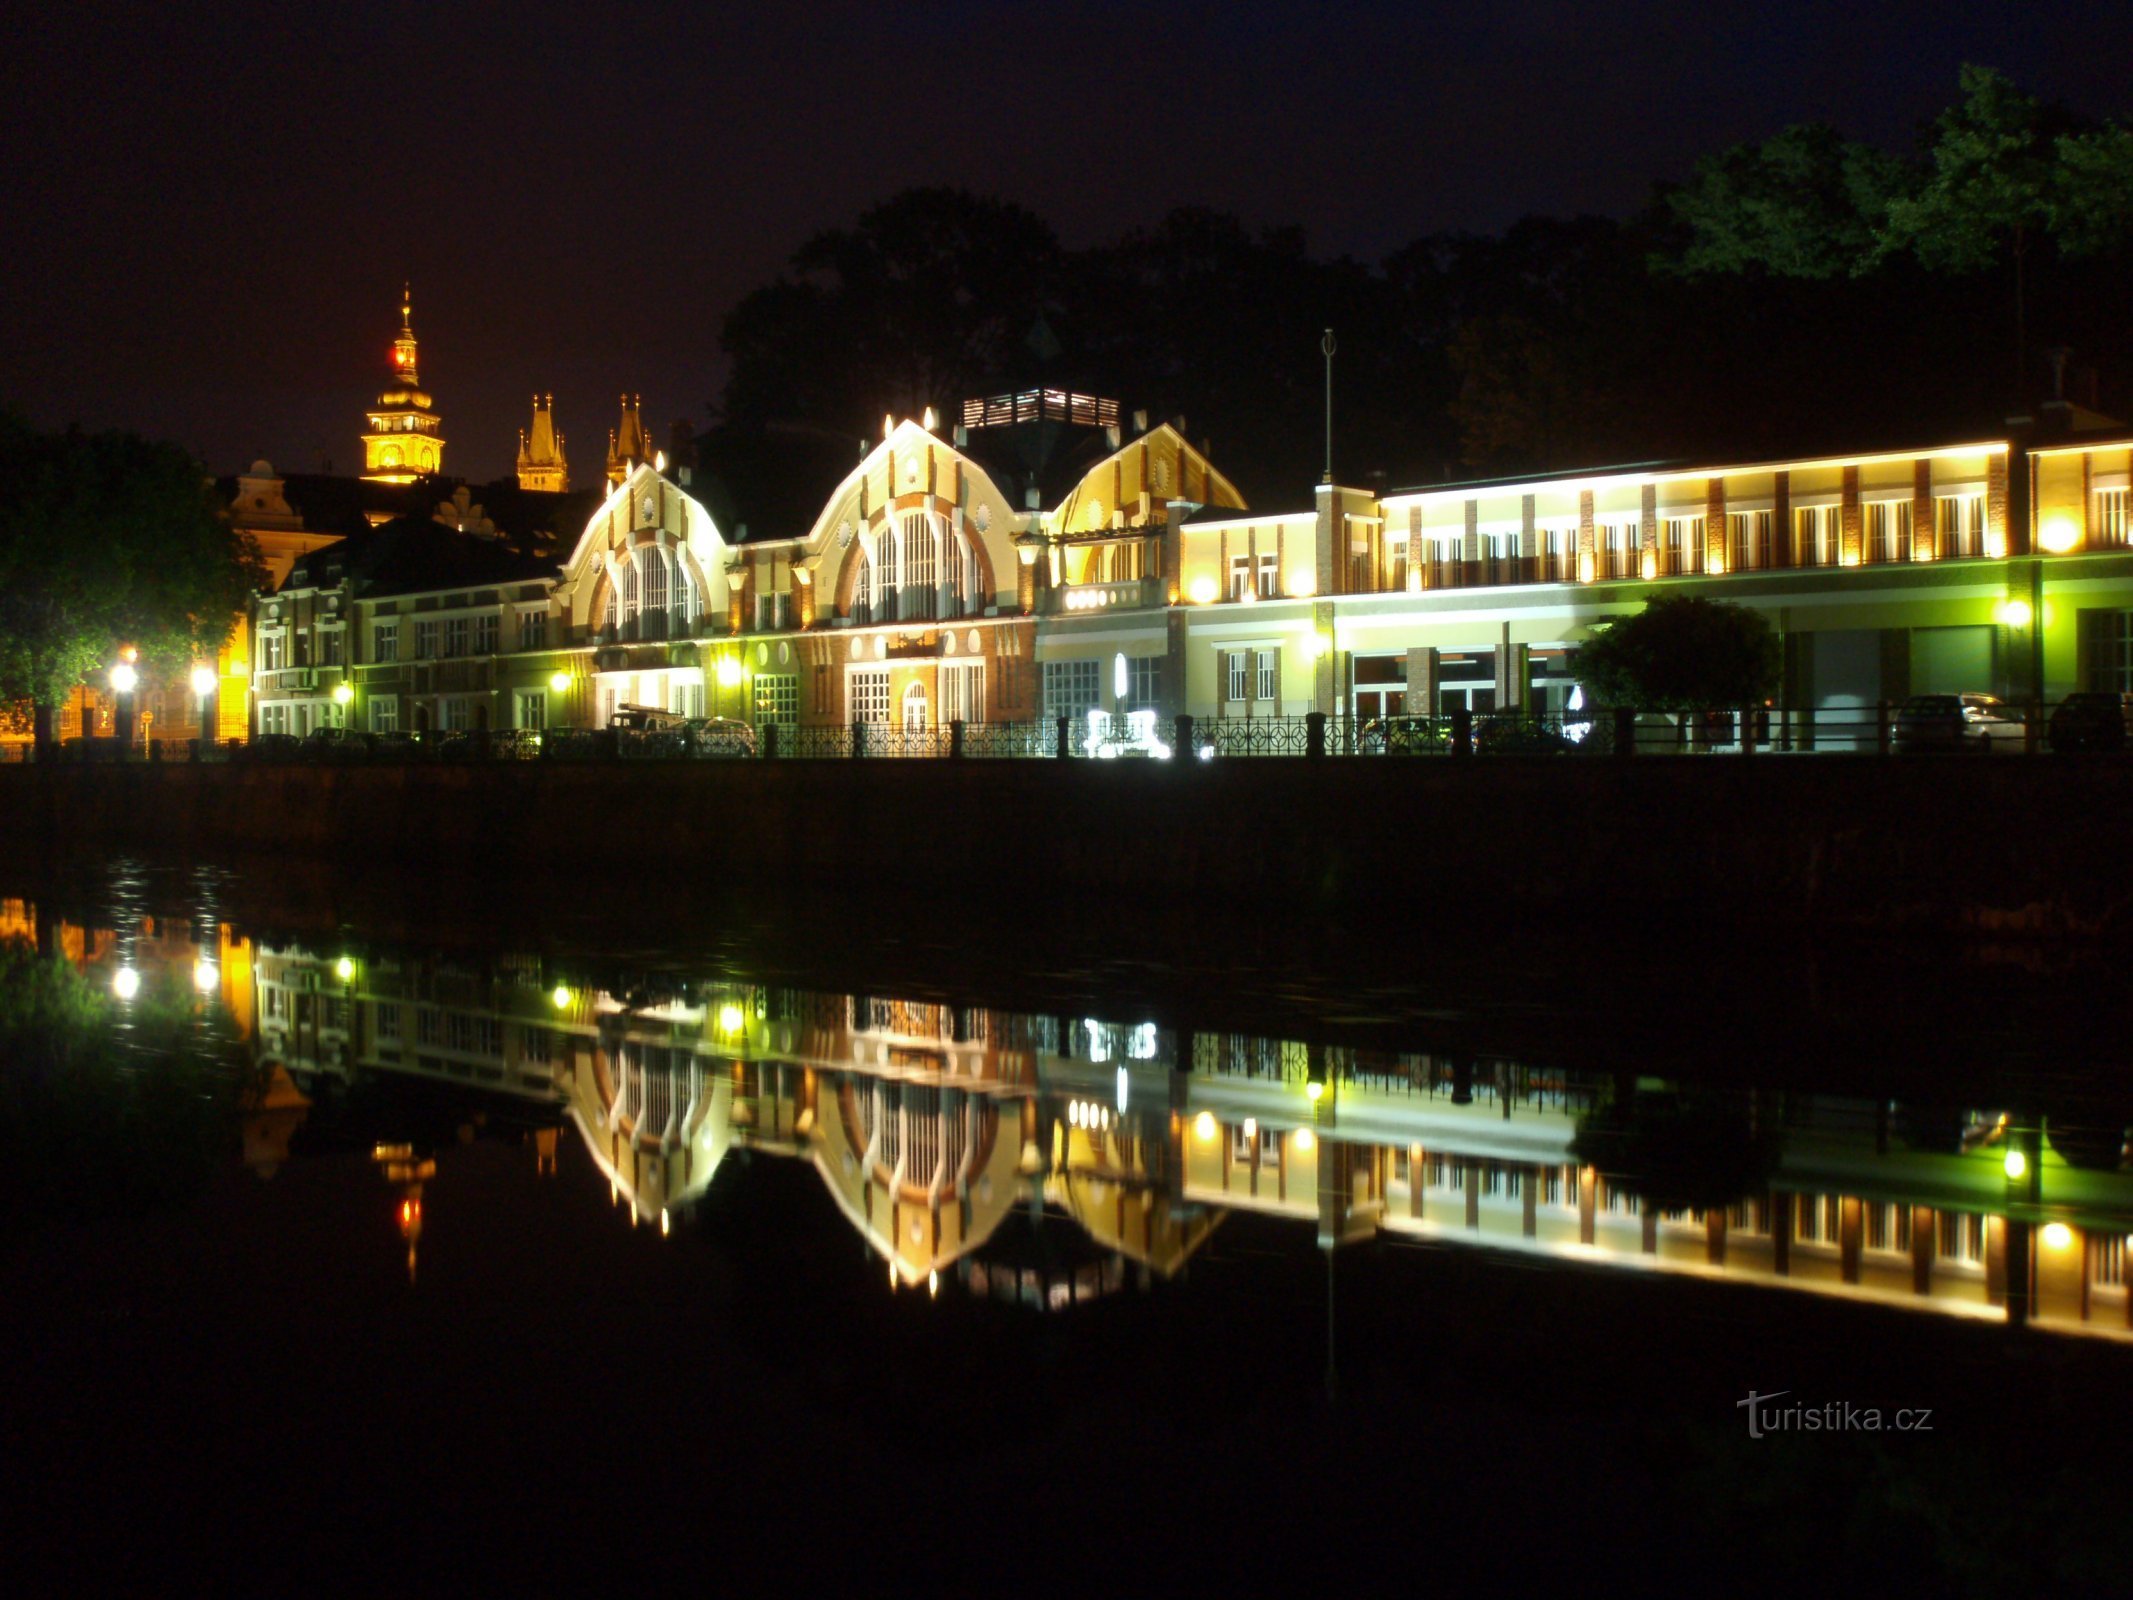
7, 888, 2133, 1337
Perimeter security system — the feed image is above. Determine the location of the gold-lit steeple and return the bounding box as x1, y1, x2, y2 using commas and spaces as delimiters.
606, 393, 653, 487
516, 393, 569, 493
361, 282, 446, 484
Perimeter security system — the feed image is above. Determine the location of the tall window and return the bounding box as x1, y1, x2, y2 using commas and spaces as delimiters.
1042, 659, 1100, 719
472, 614, 499, 654
1255, 550, 1279, 599
622, 561, 640, 637
1386, 531, 1409, 591
517, 692, 545, 729
640, 549, 668, 636
1866, 501, 1911, 563
1938, 493, 1987, 557
754, 673, 798, 726
443, 617, 471, 657
853, 550, 874, 624
517, 611, 545, 653
1600, 520, 1637, 578
941, 662, 984, 723
319, 629, 343, 666
2099, 613, 2133, 693
1542, 526, 1574, 582
2094, 488, 2129, 550
902, 513, 939, 621
901, 681, 929, 731
373, 621, 399, 662
1126, 657, 1162, 711
1255, 648, 1279, 703
674, 557, 698, 631
1228, 552, 1253, 602
1225, 649, 1250, 702
416, 620, 440, 659
369, 697, 398, 734
875, 528, 900, 621
1796, 505, 1840, 567
1662, 516, 1703, 576
1729, 511, 1772, 570
850, 668, 890, 725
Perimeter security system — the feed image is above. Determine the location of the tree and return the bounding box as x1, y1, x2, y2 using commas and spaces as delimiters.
0, 416, 263, 748
1575, 594, 1780, 710
1657, 123, 1910, 279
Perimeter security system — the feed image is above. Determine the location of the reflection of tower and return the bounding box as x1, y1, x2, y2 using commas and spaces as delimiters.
516, 394, 569, 492
372, 1142, 436, 1283
361, 284, 446, 484
605, 394, 652, 486
240, 1065, 311, 1179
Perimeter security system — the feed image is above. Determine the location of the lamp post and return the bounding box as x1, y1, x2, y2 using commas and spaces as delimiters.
109, 656, 139, 753
190, 663, 217, 750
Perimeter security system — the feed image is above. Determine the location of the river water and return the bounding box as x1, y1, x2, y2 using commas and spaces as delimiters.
4, 854, 2130, 1589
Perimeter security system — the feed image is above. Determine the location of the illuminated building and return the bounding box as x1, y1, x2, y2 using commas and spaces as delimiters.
360, 285, 446, 484
516, 393, 568, 493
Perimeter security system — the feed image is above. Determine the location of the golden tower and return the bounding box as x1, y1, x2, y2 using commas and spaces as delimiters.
361, 284, 446, 484
516, 393, 569, 493
605, 393, 653, 486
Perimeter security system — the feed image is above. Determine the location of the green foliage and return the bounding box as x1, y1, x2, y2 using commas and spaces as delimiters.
0, 413, 265, 724
1575, 594, 1781, 711
1659, 123, 1910, 279
0, 939, 257, 1224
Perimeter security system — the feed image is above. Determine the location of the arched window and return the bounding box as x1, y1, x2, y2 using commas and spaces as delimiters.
640, 547, 669, 640
853, 548, 873, 624
950, 529, 979, 617
673, 555, 697, 632
902, 681, 928, 732
602, 577, 618, 640
876, 526, 901, 620
902, 512, 938, 621
622, 559, 640, 639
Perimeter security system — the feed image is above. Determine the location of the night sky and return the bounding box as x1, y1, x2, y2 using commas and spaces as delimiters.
7, 1, 2130, 484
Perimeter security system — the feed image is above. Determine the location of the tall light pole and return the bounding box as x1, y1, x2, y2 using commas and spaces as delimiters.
190, 664, 217, 751
1321, 328, 1337, 485
109, 656, 139, 753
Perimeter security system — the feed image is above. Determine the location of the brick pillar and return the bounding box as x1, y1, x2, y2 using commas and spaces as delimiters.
1313, 485, 1340, 597
1312, 599, 1337, 714
1521, 493, 1538, 583
1911, 1205, 1935, 1295
2082, 452, 2094, 551
1577, 491, 1596, 583
1577, 1166, 1596, 1245
1913, 459, 1936, 562
1640, 483, 1658, 579
1160, 501, 1184, 603
1705, 477, 1727, 576
1404, 647, 1437, 715
1164, 611, 1189, 718
1841, 466, 1863, 567
1772, 471, 1792, 568
1987, 453, 2010, 558
1839, 1195, 1862, 1284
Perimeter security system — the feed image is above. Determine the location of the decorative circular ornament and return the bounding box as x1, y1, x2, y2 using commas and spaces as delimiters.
777, 642, 790, 665
754, 643, 768, 666
976, 505, 991, 532
966, 630, 980, 654
838, 520, 854, 548
641, 495, 656, 523
850, 636, 865, 661
873, 637, 886, 660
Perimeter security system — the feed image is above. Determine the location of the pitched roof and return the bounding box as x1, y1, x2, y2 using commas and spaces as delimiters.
278, 514, 558, 599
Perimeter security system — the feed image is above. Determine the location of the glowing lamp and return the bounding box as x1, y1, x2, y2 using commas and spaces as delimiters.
2037, 517, 2079, 555
1288, 577, 1316, 598
2042, 1222, 2073, 1251
1193, 1111, 1217, 1143
551, 985, 572, 1010
1188, 576, 1218, 605
1640, 550, 1657, 581
1998, 599, 2033, 629
717, 1002, 745, 1036
548, 671, 570, 694
928, 1269, 939, 1298
189, 664, 216, 698
2004, 1146, 2027, 1180
1293, 1128, 1316, 1154
111, 966, 140, 1001
193, 959, 218, 994
715, 657, 745, 688
654, 450, 667, 472
1306, 1080, 1325, 1102
109, 661, 138, 694
332, 682, 354, 706
334, 956, 355, 982
660, 1208, 671, 1237
1306, 632, 1333, 659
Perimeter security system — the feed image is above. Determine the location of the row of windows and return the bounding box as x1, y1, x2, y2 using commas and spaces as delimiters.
852, 512, 984, 624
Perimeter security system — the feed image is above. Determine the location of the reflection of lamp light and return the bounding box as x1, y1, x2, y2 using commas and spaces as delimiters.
332, 682, 354, 706
1294, 1127, 1316, 1154
717, 1002, 745, 1035
1998, 599, 2033, 629
548, 671, 569, 694
112, 966, 140, 1001
715, 657, 745, 688
334, 956, 355, 981
551, 985, 571, 1009
193, 959, 218, 994
2042, 1221, 2073, 1251
2038, 517, 2079, 555
189, 664, 216, 698
2004, 1146, 2027, 1179
1306, 1080, 1325, 1102
1193, 1111, 1217, 1142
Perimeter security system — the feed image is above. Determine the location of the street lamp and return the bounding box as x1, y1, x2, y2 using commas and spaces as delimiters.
109, 656, 138, 750
190, 663, 217, 748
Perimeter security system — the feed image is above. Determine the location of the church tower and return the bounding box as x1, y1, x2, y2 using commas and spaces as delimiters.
516, 393, 569, 493
361, 284, 446, 484
606, 393, 653, 486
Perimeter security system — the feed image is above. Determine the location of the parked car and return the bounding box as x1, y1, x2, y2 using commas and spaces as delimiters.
1358, 715, 1450, 755
608, 704, 687, 731
684, 716, 756, 757
2046, 691, 2133, 754
1894, 693, 2029, 753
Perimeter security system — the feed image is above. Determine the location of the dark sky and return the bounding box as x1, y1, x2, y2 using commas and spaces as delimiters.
6, 0, 2129, 484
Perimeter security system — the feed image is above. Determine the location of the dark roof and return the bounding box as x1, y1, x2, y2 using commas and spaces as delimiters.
958, 415, 1123, 510
220, 471, 596, 555
278, 515, 557, 599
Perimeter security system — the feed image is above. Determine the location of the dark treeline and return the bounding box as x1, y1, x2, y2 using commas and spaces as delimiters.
695, 66, 2133, 525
